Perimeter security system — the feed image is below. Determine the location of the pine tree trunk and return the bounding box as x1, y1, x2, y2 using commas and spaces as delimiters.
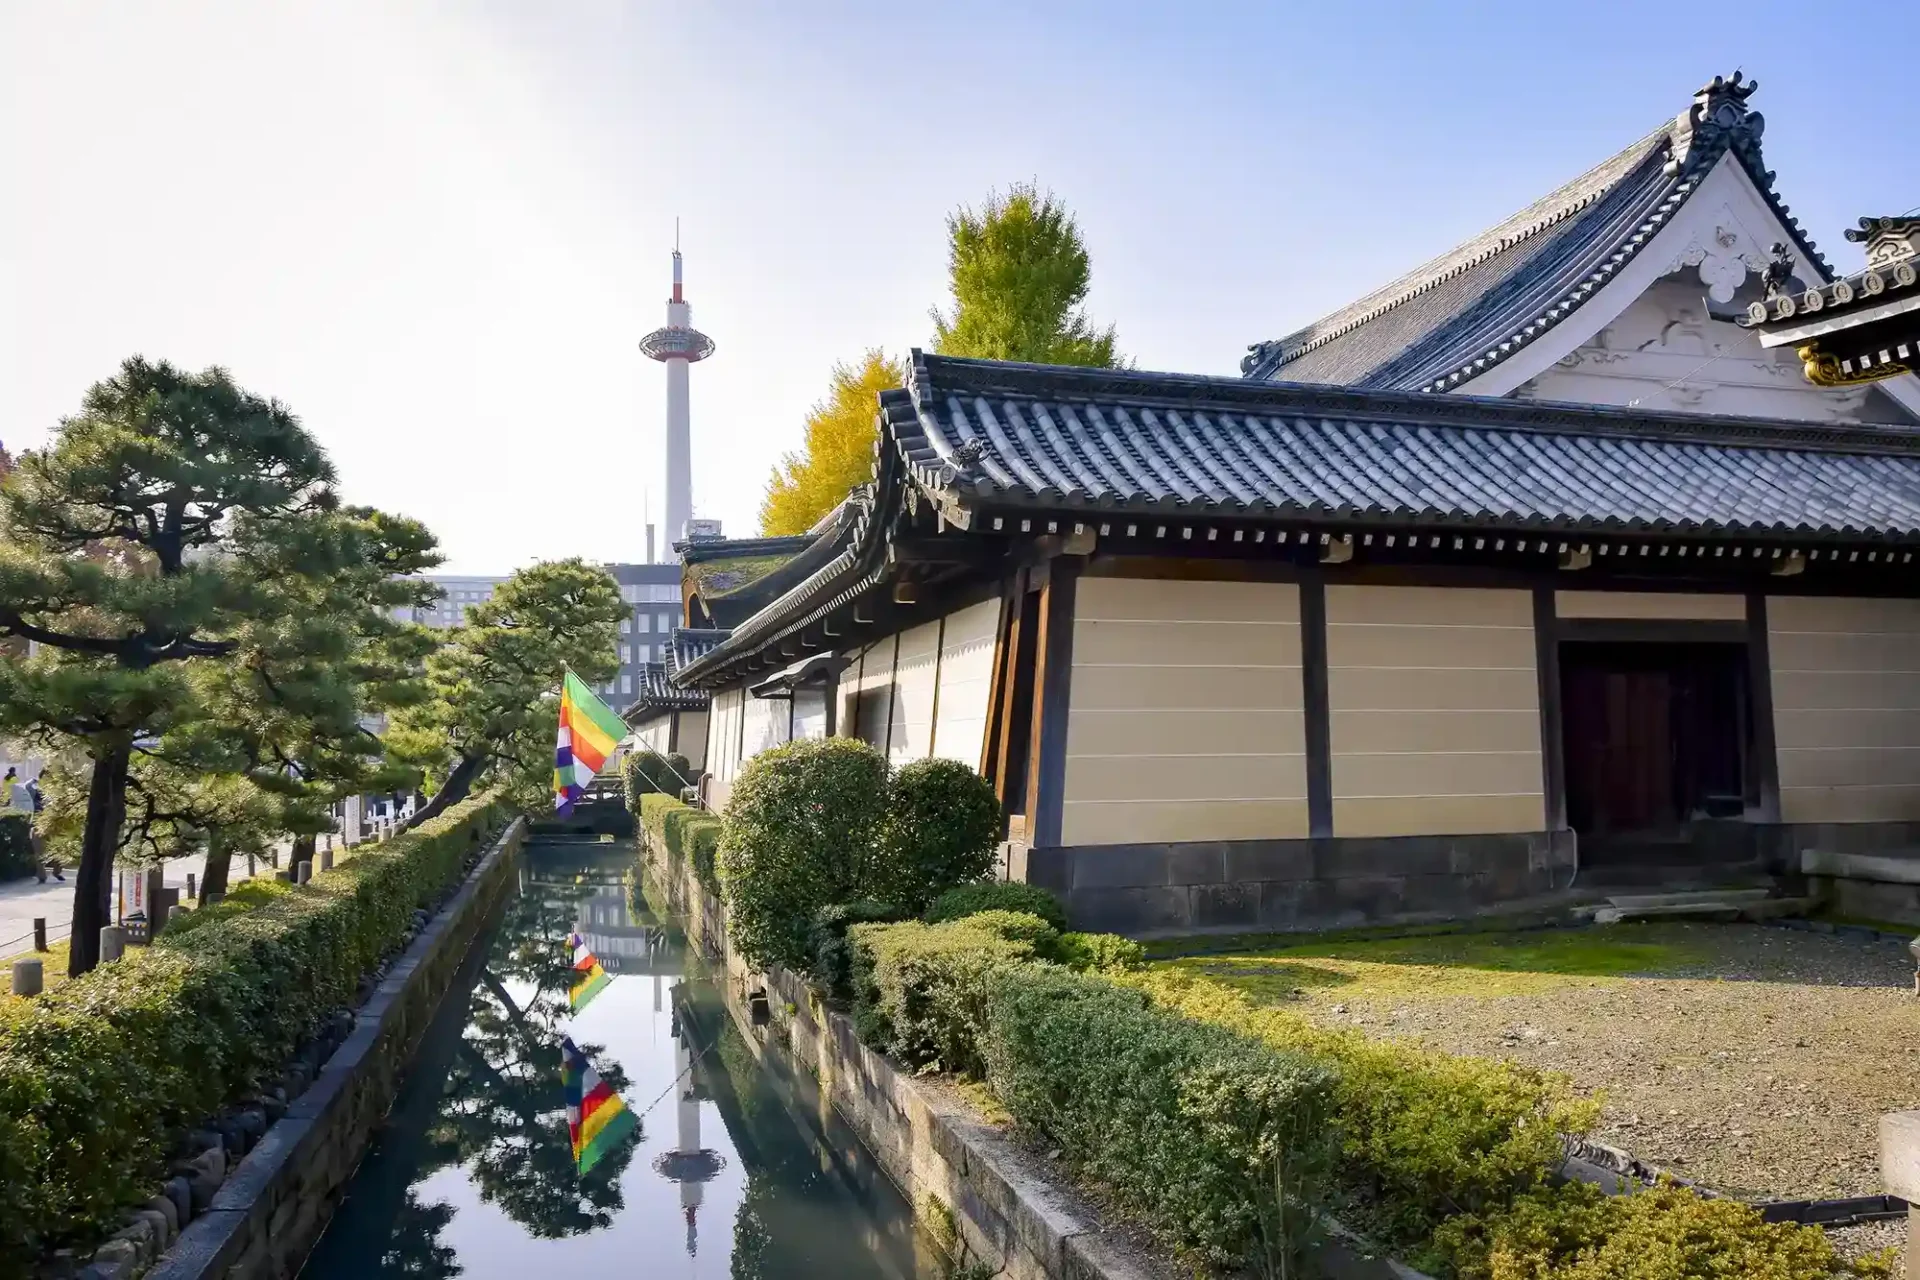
292, 832, 316, 867
398, 753, 484, 835
201, 842, 234, 900
70, 742, 131, 976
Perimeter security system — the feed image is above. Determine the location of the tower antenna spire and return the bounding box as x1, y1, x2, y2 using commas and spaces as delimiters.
640, 230, 714, 552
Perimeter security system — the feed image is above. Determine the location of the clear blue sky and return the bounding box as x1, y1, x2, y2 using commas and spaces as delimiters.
3, 2, 1912, 572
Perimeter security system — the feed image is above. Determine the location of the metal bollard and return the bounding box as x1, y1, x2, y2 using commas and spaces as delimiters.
32, 917, 46, 952
99, 925, 126, 964
296, 861, 312, 885
11, 958, 42, 997
319, 848, 334, 872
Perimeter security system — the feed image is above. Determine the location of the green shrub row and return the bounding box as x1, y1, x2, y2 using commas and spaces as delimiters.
925, 880, 1066, 931
621, 750, 692, 811
1429, 1179, 1888, 1280
809, 900, 911, 999
1128, 968, 1596, 1247
848, 916, 1041, 1074
637, 792, 723, 897
0, 793, 506, 1271
982, 964, 1338, 1272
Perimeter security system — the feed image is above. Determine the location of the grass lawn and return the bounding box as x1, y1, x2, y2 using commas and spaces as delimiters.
1158, 921, 1920, 1202
0, 938, 72, 1006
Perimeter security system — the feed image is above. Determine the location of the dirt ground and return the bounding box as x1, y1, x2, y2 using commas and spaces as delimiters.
1160, 921, 1920, 1204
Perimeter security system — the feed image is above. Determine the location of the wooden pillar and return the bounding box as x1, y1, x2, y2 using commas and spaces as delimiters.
1300, 577, 1333, 838
1533, 587, 1568, 832
1026, 558, 1080, 849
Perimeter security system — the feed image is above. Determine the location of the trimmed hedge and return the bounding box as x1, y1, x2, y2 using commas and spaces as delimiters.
982, 965, 1338, 1271
719, 738, 889, 971
622, 750, 692, 811
638, 792, 723, 897
0, 793, 506, 1270
1054, 930, 1146, 974
808, 900, 910, 998
925, 881, 1067, 932
1127, 969, 1599, 1248
876, 758, 1002, 910
847, 918, 1039, 1074
1429, 1179, 1891, 1280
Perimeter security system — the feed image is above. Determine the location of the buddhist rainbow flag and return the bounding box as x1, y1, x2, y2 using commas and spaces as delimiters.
562, 1035, 637, 1175
568, 931, 611, 1012
554, 671, 626, 816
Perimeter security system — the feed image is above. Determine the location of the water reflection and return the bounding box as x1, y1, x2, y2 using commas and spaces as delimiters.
302, 842, 936, 1280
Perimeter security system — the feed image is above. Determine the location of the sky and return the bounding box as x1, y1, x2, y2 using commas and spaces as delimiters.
3, 2, 1914, 574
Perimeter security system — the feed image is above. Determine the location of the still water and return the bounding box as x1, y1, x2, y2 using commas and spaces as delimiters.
303, 840, 940, 1280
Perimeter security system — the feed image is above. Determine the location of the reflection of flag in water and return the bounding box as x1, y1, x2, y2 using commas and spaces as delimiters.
562, 1036, 637, 1175
568, 931, 611, 1012
553, 671, 626, 816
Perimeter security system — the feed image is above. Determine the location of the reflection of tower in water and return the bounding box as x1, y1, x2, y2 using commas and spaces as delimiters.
654, 990, 724, 1257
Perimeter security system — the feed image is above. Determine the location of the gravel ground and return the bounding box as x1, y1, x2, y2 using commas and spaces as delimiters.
1173, 922, 1920, 1207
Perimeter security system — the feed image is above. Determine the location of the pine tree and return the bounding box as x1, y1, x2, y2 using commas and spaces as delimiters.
0, 358, 337, 973
932, 181, 1122, 367
758, 350, 903, 536
389, 559, 624, 825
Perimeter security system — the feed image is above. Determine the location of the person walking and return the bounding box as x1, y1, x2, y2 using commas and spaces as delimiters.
24, 779, 58, 881
3, 768, 42, 883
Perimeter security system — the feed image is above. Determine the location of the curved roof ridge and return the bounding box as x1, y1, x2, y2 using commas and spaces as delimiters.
1245, 125, 1671, 378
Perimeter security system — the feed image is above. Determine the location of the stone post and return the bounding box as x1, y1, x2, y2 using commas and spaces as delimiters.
1880, 1111, 1920, 1278
296, 860, 312, 885
99, 925, 126, 964
11, 958, 42, 997
274, 869, 293, 884
319, 848, 334, 872
32, 917, 46, 952
187, 871, 197, 900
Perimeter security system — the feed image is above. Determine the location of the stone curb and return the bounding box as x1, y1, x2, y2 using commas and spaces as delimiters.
138, 816, 527, 1280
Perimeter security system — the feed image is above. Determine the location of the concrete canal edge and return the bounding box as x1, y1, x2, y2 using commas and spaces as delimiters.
146, 816, 529, 1280
642, 839, 1158, 1280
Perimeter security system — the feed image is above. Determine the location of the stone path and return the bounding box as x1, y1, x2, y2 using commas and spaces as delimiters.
0, 848, 281, 957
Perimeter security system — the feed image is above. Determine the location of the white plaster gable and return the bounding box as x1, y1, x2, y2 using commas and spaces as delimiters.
1461, 152, 1920, 423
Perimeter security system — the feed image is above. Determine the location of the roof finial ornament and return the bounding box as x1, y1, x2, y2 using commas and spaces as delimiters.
1666, 70, 1764, 176
1845, 216, 1920, 268
1760, 243, 1798, 299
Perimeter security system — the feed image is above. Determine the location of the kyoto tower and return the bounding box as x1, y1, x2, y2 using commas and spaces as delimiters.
638, 235, 714, 556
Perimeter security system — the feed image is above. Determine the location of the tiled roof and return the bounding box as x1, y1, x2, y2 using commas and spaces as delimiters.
895, 354, 1920, 537
673, 351, 1920, 688
664, 628, 728, 678
1243, 74, 1829, 391
622, 661, 707, 718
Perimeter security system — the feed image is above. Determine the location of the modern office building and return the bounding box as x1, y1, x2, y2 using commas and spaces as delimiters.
393, 575, 508, 629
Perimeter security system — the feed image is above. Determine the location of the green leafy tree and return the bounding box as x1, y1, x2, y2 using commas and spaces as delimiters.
0, 358, 336, 973
932, 181, 1122, 368
758, 350, 903, 536
390, 559, 624, 825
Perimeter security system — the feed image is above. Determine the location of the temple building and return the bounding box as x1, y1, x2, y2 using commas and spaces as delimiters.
665, 74, 1920, 934
1740, 216, 1920, 389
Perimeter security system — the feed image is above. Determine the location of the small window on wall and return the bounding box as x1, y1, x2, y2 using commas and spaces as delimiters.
636, 613, 651, 632
621, 674, 632, 695
620, 618, 631, 634
657, 612, 672, 633
620, 644, 631, 663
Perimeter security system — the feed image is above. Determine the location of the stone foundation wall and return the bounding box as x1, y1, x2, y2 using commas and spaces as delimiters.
640, 836, 1153, 1280
146, 816, 528, 1280
1013, 829, 1578, 936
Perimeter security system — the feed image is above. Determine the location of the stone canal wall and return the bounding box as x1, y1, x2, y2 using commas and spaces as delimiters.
146, 817, 528, 1280
641, 836, 1155, 1280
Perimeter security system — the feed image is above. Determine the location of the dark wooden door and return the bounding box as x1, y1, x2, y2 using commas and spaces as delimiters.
1561, 642, 1746, 835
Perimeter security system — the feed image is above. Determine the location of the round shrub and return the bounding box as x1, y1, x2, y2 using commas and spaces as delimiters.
1055, 931, 1146, 973
718, 737, 889, 970
878, 758, 1002, 909
951, 909, 1058, 952
926, 881, 1066, 932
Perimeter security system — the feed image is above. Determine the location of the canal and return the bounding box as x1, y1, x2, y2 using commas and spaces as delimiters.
302, 839, 942, 1280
